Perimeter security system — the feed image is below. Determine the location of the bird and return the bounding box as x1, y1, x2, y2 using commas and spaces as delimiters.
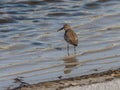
57, 24, 78, 55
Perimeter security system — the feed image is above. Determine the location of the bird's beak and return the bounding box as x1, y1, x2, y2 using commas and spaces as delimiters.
57, 27, 64, 32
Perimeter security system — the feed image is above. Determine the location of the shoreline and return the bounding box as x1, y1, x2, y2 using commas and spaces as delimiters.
9, 68, 120, 90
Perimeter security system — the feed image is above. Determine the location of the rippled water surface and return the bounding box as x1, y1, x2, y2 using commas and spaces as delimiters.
0, 0, 120, 89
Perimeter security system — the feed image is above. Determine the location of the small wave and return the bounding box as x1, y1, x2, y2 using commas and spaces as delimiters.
44, 0, 63, 2
31, 42, 45, 46
0, 43, 29, 51
47, 12, 92, 17
99, 24, 120, 31
97, 0, 110, 3
18, 0, 63, 5
14, 1, 46, 5
47, 12, 70, 17
0, 29, 16, 33
84, 2, 100, 9
80, 54, 120, 64
0, 17, 16, 24
79, 44, 118, 56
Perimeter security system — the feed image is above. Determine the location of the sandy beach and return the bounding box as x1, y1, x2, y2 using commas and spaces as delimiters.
8, 68, 120, 90
64, 79, 120, 90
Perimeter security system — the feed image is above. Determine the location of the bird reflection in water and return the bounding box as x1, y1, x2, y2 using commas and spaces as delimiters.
63, 56, 78, 74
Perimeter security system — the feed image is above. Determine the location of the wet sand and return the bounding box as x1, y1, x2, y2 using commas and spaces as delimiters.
9, 68, 120, 90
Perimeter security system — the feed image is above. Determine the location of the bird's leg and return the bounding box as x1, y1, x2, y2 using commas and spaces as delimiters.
67, 43, 69, 56
74, 46, 76, 55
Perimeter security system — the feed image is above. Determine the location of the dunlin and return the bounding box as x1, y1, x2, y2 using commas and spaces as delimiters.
58, 24, 78, 55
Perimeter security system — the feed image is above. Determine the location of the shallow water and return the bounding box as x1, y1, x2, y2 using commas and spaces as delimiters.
0, 0, 120, 89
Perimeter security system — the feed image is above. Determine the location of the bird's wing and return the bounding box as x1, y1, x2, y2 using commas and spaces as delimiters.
65, 30, 78, 46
